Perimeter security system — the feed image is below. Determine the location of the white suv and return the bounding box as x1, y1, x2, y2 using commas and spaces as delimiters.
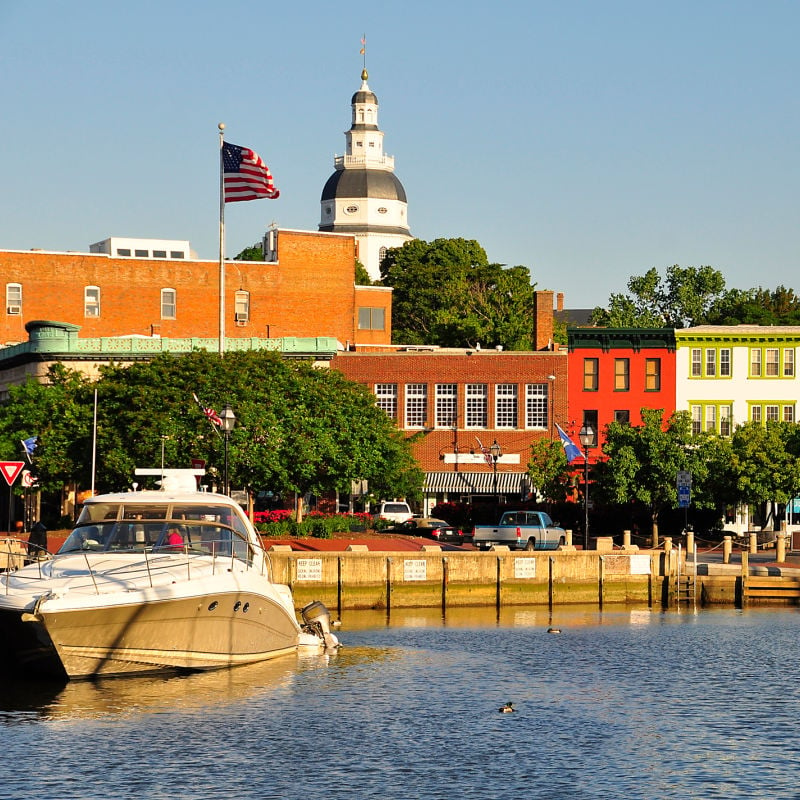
373, 501, 413, 524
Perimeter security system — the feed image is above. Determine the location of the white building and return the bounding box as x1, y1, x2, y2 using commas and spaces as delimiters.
676, 325, 800, 535
89, 237, 194, 260
319, 69, 412, 281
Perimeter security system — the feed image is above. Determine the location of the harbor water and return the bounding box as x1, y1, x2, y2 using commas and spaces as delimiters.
1, 605, 798, 799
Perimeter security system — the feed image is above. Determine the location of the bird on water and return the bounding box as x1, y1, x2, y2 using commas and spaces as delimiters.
498, 702, 515, 713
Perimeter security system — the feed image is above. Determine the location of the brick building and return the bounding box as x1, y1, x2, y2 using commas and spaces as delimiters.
1, 228, 391, 348
333, 292, 567, 513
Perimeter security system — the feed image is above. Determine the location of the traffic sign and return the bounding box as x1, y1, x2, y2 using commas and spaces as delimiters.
677, 470, 692, 488
21, 470, 36, 488
0, 461, 25, 486
678, 484, 691, 508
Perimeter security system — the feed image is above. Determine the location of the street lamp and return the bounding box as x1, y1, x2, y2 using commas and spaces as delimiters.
578, 423, 594, 550
220, 404, 236, 496
490, 439, 502, 504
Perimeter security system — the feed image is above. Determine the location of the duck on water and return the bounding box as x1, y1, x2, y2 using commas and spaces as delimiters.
0, 469, 339, 680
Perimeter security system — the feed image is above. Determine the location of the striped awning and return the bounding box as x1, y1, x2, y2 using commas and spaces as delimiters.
424, 471, 529, 494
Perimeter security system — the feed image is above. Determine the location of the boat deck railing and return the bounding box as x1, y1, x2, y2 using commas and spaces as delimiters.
0, 536, 276, 596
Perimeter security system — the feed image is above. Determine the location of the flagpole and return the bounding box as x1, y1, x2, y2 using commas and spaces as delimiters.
218, 122, 226, 357
91, 388, 98, 496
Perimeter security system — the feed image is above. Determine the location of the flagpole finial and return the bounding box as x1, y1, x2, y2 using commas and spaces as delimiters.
218, 122, 225, 132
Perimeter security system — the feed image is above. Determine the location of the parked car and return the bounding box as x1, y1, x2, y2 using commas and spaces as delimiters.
372, 501, 413, 524
386, 517, 474, 546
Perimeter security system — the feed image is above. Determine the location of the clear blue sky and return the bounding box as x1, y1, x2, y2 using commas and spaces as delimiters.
2, 1, 797, 308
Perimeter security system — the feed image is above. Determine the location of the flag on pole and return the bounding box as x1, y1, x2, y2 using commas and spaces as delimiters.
222, 142, 280, 202
21, 436, 38, 463
475, 437, 493, 466
193, 393, 222, 428
360, 35, 366, 55
555, 423, 583, 463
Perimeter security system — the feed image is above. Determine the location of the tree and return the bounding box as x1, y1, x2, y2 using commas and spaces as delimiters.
0, 351, 423, 515
380, 238, 538, 349
594, 408, 704, 540
234, 244, 264, 261
590, 265, 727, 328
354, 259, 372, 285
706, 286, 800, 326
526, 440, 575, 503
729, 422, 800, 528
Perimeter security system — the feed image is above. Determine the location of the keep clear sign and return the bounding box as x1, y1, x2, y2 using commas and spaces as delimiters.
514, 557, 537, 579
296, 558, 323, 582
403, 559, 428, 581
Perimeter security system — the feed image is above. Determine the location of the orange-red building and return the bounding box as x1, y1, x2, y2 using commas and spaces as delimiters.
0, 229, 391, 348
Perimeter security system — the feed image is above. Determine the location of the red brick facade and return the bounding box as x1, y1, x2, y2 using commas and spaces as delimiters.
0, 229, 390, 346
333, 349, 568, 505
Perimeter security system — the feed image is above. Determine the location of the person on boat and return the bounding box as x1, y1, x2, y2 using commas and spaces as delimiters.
25, 520, 48, 563
164, 526, 185, 551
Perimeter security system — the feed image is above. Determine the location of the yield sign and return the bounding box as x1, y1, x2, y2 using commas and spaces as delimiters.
0, 461, 25, 486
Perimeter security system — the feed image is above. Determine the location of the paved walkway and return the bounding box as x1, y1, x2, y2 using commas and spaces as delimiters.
691, 549, 800, 576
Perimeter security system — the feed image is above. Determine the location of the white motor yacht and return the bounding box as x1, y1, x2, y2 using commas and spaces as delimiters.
0, 471, 338, 680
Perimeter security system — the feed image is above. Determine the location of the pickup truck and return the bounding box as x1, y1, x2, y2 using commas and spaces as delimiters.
472, 510, 566, 551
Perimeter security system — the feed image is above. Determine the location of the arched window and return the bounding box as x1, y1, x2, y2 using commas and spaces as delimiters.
234, 290, 250, 324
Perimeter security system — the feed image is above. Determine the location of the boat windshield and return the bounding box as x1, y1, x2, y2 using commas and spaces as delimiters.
61, 502, 254, 562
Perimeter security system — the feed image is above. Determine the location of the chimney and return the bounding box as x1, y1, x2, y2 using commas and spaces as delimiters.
534, 290, 554, 351
557, 292, 564, 312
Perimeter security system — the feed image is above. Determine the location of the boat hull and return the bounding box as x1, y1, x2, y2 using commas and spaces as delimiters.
1, 586, 301, 679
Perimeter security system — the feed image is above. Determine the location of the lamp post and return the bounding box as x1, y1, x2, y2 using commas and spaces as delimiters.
578, 423, 594, 550
220, 404, 236, 496
490, 440, 502, 504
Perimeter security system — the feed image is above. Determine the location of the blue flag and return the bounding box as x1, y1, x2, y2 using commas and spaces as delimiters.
555, 424, 583, 463
21, 436, 38, 461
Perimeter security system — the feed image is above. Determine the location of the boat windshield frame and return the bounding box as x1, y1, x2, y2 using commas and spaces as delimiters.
59, 500, 256, 563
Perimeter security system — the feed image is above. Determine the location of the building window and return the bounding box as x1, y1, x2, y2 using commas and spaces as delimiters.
375, 384, 397, 420
116, 248, 131, 257
161, 288, 176, 319
705, 349, 716, 377
720, 406, 732, 436
525, 384, 548, 429
614, 410, 630, 425
378, 246, 388, 264
751, 405, 762, 424
153, 250, 167, 258
784, 405, 795, 423
583, 358, 599, 391
766, 404, 780, 422
405, 383, 428, 429
357, 307, 385, 330
750, 348, 762, 377
495, 384, 518, 428
720, 348, 731, 377
6, 283, 22, 314
582, 410, 598, 446
645, 358, 661, 391
435, 384, 457, 428
614, 358, 630, 391
84, 286, 100, 317
234, 291, 250, 323
766, 348, 780, 377
691, 349, 702, 377
705, 405, 716, 432
691, 405, 702, 435
465, 384, 487, 428
135, 249, 148, 258
784, 349, 795, 377
170, 251, 185, 259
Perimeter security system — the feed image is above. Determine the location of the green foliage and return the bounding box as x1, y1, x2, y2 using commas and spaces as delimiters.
594, 408, 702, 532
380, 238, 538, 349
354, 259, 372, 285
706, 286, 800, 325
526, 439, 575, 502
0, 350, 423, 504
590, 265, 726, 328
234, 244, 264, 261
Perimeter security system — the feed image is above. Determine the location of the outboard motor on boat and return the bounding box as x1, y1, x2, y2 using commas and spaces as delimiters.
300, 600, 340, 650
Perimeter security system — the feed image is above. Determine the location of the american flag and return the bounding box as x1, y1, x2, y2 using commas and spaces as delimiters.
222, 142, 280, 202
193, 393, 221, 426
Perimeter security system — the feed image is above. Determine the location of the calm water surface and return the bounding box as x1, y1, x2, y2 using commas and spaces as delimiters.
1, 605, 798, 800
